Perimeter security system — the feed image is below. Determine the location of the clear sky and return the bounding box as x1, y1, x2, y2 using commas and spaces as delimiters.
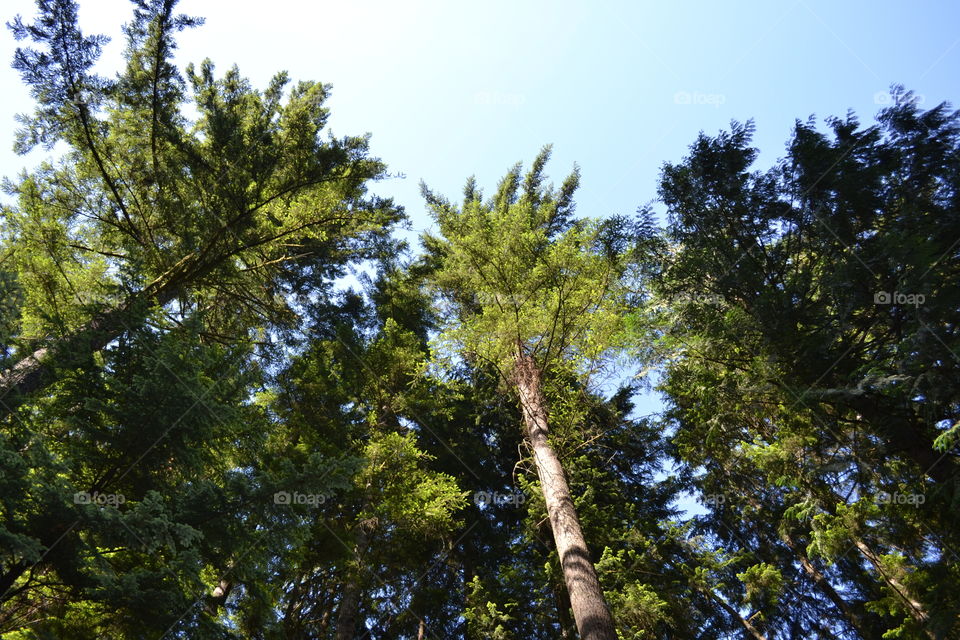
2, 0, 958, 235
0, 1, 957, 491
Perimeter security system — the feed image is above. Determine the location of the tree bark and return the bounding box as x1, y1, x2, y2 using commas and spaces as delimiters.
553, 578, 576, 639
204, 578, 233, 615
513, 350, 618, 640
538, 517, 576, 638
336, 523, 372, 640
0, 562, 28, 602
335, 576, 362, 640
0, 264, 186, 416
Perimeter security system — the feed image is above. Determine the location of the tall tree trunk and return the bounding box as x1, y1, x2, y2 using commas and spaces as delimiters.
204, 578, 233, 615
539, 518, 576, 638
336, 522, 373, 640
336, 576, 362, 640
513, 351, 618, 640
0, 562, 27, 602
553, 579, 576, 639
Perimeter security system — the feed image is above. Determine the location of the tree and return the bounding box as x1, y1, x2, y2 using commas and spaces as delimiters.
0, 0, 399, 416
0, 316, 270, 638
422, 146, 640, 640
647, 89, 960, 638
0, 1, 402, 635
239, 260, 471, 639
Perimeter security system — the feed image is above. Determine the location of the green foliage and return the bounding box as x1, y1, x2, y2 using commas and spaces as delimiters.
597, 549, 672, 639
649, 89, 960, 638
2, 0, 400, 364
423, 146, 635, 378
2, 4, 957, 635
464, 575, 516, 640
356, 431, 466, 536
736, 563, 784, 612
0, 1, 401, 636
0, 322, 267, 637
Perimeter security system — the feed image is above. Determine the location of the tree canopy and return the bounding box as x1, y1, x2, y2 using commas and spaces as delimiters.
0, 2, 958, 638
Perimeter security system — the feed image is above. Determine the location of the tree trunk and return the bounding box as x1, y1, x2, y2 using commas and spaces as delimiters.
853, 538, 934, 638
0, 562, 28, 602
0, 268, 185, 416
781, 531, 874, 637
513, 350, 618, 640
336, 523, 372, 640
539, 518, 576, 638
697, 584, 767, 640
335, 576, 362, 640
553, 578, 576, 639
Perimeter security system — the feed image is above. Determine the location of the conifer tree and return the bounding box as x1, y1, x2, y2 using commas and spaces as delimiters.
422, 147, 638, 640
648, 91, 960, 639
0, 0, 399, 415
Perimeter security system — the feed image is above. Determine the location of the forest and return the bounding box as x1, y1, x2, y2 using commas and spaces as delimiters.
0, 1, 958, 639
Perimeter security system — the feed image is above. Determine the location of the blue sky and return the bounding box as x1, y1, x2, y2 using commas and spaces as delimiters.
1, 0, 958, 506
2, 0, 958, 235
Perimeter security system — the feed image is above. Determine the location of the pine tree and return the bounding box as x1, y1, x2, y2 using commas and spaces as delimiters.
422, 147, 639, 640
0, 0, 399, 416
647, 91, 960, 638
0, 1, 401, 635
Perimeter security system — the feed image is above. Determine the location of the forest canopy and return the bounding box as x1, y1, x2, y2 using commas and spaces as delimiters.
0, 2, 957, 639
